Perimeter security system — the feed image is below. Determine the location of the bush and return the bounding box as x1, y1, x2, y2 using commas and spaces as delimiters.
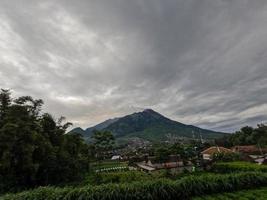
193, 187, 267, 200
212, 153, 240, 162
2, 172, 267, 200
84, 171, 165, 185
211, 162, 267, 173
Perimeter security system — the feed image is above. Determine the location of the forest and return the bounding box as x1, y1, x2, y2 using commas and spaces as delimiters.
0, 89, 91, 192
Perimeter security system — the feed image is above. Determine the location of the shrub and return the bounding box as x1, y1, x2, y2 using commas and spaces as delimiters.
212, 152, 240, 162
2, 172, 267, 200
84, 171, 165, 185
193, 187, 267, 200
211, 162, 267, 173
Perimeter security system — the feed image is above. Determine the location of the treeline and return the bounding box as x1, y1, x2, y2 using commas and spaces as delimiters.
216, 125, 267, 147
0, 89, 90, 193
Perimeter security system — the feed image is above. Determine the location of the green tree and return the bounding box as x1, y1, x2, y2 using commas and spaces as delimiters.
0, 89, 11, 127
0, 89, 90, 192
91, 130, 115, 160
154, 147, 170, 163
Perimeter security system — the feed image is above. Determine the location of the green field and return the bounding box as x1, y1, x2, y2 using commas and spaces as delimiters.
212, 162, 267, 173
193, 187, 267, 200
91, 161, 128, 172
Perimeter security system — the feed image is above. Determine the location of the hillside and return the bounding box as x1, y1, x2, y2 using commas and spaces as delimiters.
70, 109, 226, 141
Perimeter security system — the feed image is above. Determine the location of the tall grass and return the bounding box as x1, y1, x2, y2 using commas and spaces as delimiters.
193, 187, 267, 200
212, 162, 267, 173
1, 172, 267, 200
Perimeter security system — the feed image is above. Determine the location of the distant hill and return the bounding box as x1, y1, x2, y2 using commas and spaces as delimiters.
69, 109, 227, 142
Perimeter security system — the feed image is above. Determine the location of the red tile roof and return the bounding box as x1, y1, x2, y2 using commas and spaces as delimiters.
201, 146, 232, 155
232, 145, 267, 154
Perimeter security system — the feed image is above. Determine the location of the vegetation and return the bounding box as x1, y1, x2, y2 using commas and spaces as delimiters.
193, 187, 267, 200
1, 88, 267, 199
91, 130, 115, 160
84, 171, 165, 185
92, 161, 128, 170
0, 89, 90, 193
216, 125, 267, 147
2, 172, 267, 200
212, 161, 267, 173
212, 152, 240, 162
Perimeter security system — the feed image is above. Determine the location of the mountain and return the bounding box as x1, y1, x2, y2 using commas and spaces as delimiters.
69, 118, 119, 140
69, 109, 226, 141
84, 118, 119, 138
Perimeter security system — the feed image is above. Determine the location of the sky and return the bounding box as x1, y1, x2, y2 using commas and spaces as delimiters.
0, 0, 267, 133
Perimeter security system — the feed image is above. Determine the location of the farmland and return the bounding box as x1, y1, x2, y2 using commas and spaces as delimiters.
91, 161, 129, 172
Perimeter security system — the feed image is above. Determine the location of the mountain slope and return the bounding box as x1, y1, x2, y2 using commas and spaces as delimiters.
69, 118, 119, 139
103, 109, 225, 141
70, 109, 226, 141
84, 118, 119, 137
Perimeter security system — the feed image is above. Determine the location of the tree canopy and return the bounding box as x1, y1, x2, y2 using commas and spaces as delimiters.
215, 125, 267, 147
0, 89, 90, 193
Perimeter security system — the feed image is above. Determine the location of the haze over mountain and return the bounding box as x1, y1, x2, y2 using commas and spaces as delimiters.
70, 109, 226, 142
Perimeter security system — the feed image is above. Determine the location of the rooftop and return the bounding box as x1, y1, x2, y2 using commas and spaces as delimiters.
201, 146, 232, 155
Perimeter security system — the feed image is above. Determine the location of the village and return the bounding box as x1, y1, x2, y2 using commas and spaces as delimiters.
94, 142, 267, 174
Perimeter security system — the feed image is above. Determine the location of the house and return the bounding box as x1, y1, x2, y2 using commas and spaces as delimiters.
136, 155, 193, 172
245, 155, 267, 165
262, 158, 267, 165
201, 146, 232, 160
231, 145, 267, 155
111, 155, 122, 160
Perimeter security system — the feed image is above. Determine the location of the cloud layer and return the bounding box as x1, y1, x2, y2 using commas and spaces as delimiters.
1, 0, 267, 132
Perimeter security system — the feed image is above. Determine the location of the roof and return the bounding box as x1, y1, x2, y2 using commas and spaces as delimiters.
111, 155, 122, 160
201, 146, 232, 155
232, 145, 267, 154
136, 163, 156, 171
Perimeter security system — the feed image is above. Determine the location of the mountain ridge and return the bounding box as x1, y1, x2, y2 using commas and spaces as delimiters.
69, 109, 227, 141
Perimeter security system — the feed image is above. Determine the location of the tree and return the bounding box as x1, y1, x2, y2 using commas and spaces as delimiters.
0, 89, 90, 192
215, 125, 267, 147
154, 147, 170, 163
91, 130, 115, 160
0, 89, 11, 127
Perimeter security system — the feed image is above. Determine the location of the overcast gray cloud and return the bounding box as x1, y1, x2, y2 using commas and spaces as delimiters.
1, 0, 267, 132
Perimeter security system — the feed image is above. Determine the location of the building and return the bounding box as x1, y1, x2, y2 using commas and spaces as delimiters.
136, 155, 193, 172
201, 146, 233, 160
111, 155, 122, 160
231, 145, 267, 155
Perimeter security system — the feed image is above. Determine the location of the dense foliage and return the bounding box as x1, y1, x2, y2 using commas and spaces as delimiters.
84, 171, 165, 185
2, 172, 267, 200
212, 162, 267, 173
91, 130, 115, 160
193, 187, 267, 200
212, 152, 240, 162
216, 125, 267, 147
0, 89, 90, 193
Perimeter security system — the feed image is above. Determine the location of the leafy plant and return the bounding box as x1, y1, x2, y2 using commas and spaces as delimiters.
211, 162, 267, 173
2, 172, 267, 200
